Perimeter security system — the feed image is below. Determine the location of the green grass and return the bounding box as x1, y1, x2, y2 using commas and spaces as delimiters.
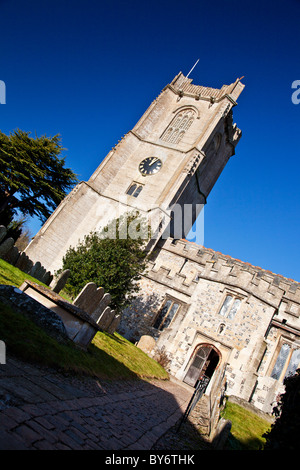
0, 258, 168, 381
0, 258, 72, 301
0, 300, 168, 380
0, 258, 49, 288
221, 400, 272, 450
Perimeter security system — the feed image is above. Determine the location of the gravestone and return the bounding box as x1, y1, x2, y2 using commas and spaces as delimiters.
107, 314, 121, 335
0, 237, 14, 258
90, 293, 112, 322
51, 269, 70, 293
6, 246, 20, 265
0, 226, 7, 244
97, 306, 115, 330
137, 335, 156, 354
73, 282, 104, 314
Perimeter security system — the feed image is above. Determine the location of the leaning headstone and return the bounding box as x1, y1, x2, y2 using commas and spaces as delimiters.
97, 306, 115, 330
41, 271, 52, 286
23, 257, 33, 274
0, 226, 7, 244
15, 252, 27, 270
137, 335, 156, 354
51, 269, 70, 294
0, 237, 14, 258
107, 314, 121, 335
73, 282, 104, 314
91, 293, 111, 322
36, 266, 46, 282
7, 246, 20, 265
29, 261, 42, 278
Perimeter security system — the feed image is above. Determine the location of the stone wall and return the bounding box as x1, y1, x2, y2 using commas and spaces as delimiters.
119, 237, 300, 414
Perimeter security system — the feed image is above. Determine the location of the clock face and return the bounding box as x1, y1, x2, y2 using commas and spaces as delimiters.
139, 157, 162, 176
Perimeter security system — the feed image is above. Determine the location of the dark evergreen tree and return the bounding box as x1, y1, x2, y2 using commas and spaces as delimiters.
0, 129, 78, 223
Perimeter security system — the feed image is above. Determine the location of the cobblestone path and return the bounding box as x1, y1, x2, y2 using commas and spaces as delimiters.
0, 356, 203, 450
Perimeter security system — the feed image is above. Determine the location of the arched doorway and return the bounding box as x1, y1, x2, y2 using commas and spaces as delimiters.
183, 343, 221, 388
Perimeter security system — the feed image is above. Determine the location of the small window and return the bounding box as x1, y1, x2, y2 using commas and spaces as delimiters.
218, 295, 241, 320
126, 183, 143, 198
153, 299, 180, 331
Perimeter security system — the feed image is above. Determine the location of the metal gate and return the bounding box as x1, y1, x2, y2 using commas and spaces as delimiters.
176, 375, 210, 432
183, 345, 212, 387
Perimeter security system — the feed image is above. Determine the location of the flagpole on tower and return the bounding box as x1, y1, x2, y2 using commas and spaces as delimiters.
186, 59, 199, 78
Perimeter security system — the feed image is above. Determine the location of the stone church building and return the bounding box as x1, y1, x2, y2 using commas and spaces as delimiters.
25, 72, 300, 415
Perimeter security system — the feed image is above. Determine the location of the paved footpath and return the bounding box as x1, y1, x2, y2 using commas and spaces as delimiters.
0, 356, 194, 450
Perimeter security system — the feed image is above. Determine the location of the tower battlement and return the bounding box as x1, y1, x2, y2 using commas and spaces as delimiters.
146, 238, 300, 315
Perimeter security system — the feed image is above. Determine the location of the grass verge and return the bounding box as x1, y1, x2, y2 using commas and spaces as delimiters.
221, 400, 272, 450
0, 300, 168, 380
0, 258, 168, 381
0, 258, 72, 301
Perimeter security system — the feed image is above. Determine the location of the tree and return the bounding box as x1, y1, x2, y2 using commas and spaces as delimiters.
0, 129, 78, 223
60, 212, 150, 312
263, 369, 300, 450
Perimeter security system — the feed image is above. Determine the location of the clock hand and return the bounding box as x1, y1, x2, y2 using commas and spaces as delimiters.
149, 158, 158, 166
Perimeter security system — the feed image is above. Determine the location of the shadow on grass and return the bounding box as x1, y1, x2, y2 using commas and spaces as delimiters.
224, 433, 265, 450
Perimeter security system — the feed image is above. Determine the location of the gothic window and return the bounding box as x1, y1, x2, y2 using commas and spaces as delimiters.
153, 298, 180, 331
126, 183, 143, 198
218, 295, 241, 320
160, 109, 195, 145
271, 342, 300, 381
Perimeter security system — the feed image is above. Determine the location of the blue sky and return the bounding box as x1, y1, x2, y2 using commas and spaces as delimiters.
0, 0, 299, 281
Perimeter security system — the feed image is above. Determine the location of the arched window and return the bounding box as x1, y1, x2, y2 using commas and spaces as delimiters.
126, 183, 143, 198
161, 109, 196, 144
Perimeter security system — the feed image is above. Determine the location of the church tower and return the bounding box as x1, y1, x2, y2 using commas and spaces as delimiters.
25, 72, 244, 273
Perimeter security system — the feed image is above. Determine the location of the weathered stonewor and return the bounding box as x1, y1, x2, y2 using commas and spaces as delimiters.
73, 282, 104, 314
50, 269, 71, 294
19, 280, 101, 349
0, 237, 14, 258
73, 284, 120, 335
107, 314, 121, 335
97, 305, 115, 330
